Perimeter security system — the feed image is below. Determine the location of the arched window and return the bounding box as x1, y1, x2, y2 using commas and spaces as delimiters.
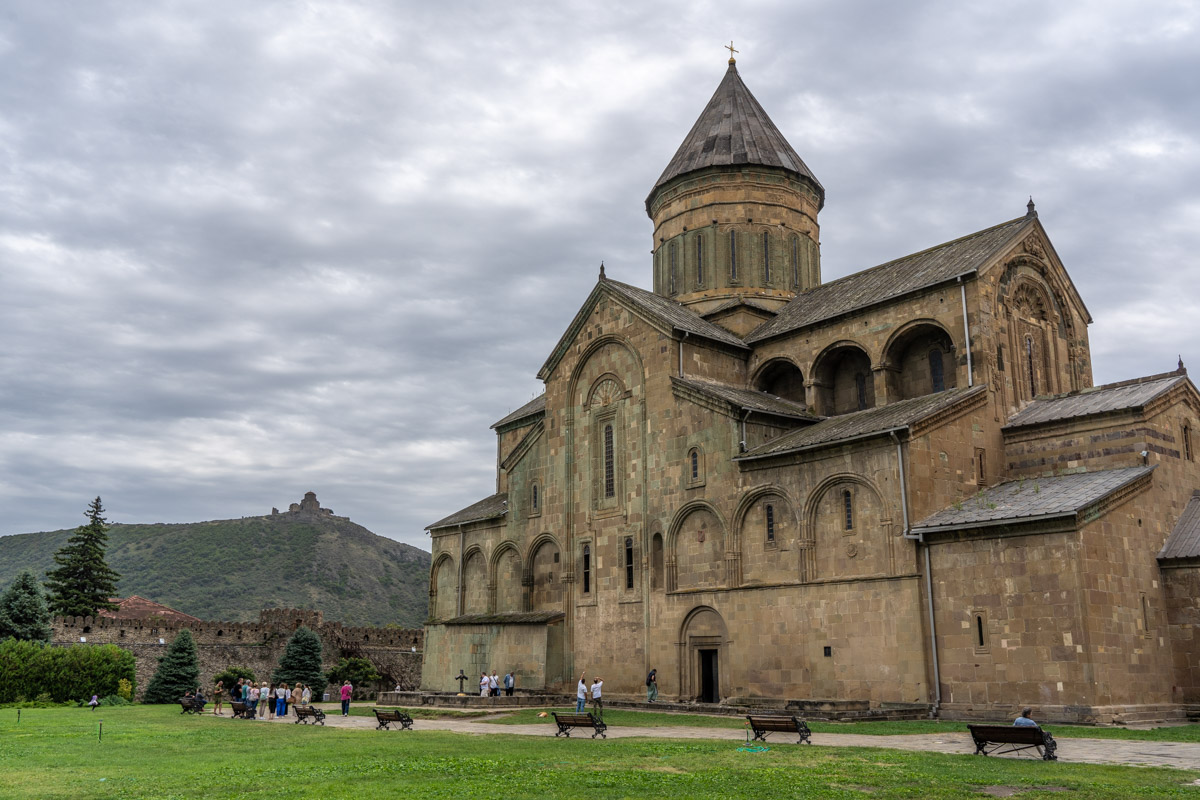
791, 236, 799, 287
843, 489, 853, 531
762, 231, 771, 282
765, 503, 775, 543
1025, 336, 1037, 398
669, 243, 677, 294
696, 235, 704, 285
531, 483, 539, 514
729, 231, 738, 281
690, 450, 699, 480
624, 537, 634, 590
603, 424, 615, 498
582, 544, 591, 594
928, 347, 945, 393
855, 373, 868, 411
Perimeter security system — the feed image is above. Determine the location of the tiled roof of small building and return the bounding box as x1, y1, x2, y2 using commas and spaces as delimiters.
737, 386, 985, 460
1005, 374, 1186, 429
1159, 491, 1200, 560
912, 466, 1155, 534
426, 492, 508, 531
491, 393, 546, 430
438, 611, 565, 625
99, 596, 201, 623
648, 62, 822, 204
747, 216, 1033, 343
605, 279, 750, 350
673, 376, 818, 420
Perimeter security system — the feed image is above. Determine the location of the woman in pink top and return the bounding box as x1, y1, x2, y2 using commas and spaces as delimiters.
339, 680, 353, 716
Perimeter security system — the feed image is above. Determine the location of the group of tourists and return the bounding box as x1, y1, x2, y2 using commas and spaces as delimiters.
575, 672, 604, 717
478, 670, 516, 697
210, 678, 316, 719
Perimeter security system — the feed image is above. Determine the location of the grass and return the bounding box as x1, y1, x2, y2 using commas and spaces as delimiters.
476, 706, 1200, 742
2, 705, 1195, 799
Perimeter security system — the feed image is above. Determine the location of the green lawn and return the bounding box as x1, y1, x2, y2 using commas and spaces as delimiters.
475, 706, 1200, 742
1, 705, 1197, 799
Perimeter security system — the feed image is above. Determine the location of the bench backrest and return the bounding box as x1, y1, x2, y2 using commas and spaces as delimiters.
747, 715, 800, 728
553, 713, 597, 725
968, 724, 1045, 744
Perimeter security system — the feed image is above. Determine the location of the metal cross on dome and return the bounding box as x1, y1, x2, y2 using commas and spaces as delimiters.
726, 41, 739, 62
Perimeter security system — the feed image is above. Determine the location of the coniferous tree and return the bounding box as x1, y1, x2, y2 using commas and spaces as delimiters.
44, 497, 121, 618
272, 626, 326, 697
0, 570, 53, 642
143, 629, 200, 703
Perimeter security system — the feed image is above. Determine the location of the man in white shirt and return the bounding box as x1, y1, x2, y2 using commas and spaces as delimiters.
576, 672, 587, 712
590, 677, 603, 719
489, 671, 500, 697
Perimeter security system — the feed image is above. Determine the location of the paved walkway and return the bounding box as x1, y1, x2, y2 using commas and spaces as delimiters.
226, 706, 1200, 771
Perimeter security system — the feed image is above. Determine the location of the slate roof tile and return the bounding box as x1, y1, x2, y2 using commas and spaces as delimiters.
1158, 491, 1200, 560
427, 493, 507, 531
491, 393, 546, 430
747, 216, 1033, 343
1005, 374, 1186, 429
912, 466, 1154, 533
605, 279, 749, 350
737, 386, 985, 459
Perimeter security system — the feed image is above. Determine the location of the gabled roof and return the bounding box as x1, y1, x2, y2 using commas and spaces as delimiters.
701, 298, 779, 318
747, 216, 1034, 343
491, 393, 546, 430
100, 596, 201, 623
1159, 491, 1200, 560
538, 278, 749, 381
648, 62, 822, 209
912, 466, 1155, 535
426, 493, 507, 531
735, 386, 986, 461
672, 376, 819, 420
1005, 373, 1189, 429
437, 611, 565, 626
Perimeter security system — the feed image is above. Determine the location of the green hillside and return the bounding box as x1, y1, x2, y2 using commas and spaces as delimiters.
0, 513, 430, 627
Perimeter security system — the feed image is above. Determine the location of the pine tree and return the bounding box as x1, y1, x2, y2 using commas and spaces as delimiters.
44, 497, 121, 618
0, 570, 53, 642
143, 629, 200, 703
272, 626, 326, 697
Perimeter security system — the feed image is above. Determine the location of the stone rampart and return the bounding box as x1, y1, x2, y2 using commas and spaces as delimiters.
52, 608, 423, 700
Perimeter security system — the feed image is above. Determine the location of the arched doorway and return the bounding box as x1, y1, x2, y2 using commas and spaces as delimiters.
679, 606, 729, 703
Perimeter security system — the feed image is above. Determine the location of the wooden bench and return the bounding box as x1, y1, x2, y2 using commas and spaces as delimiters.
293, 705, 326, 725
179, 697, 206, 715
230, 701, 256, 720
373, 708, 415, 731
746, 714, 812, 744
968, 724, 1058, 761
552, 711, 607, 739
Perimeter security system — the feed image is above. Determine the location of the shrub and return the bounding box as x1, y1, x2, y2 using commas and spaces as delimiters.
117, 678, 133, 702
213, 666, 256, 692
0, 639, 136, 703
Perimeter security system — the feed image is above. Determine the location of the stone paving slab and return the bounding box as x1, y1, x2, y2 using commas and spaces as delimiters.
226, 707, 1200, 771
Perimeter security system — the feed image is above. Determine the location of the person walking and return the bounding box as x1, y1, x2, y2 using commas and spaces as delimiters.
480, 672, 489, 697
88, 694, 99, 711
590, 677, 603, 720
275, 683, 288, 718
489, 671, 500, 697
259, 682, 271, 719
242, 680, 251, 707
248, 683, 259, 715
213, 680, 225, 715
504, 672, 515, 697
291, 683, 303, 716
646, 669, 658, 703
301, 684, 312, 706
266, 683, 276, 720
576, 672, 587, 712
340, 680, 353, 716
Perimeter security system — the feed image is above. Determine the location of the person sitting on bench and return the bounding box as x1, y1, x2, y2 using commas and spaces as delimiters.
1013, 708, 1038, 728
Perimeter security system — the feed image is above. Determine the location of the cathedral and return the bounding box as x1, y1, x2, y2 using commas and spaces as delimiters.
421, 57, 1200, 723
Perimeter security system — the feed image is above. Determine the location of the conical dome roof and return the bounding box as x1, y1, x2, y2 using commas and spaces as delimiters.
648, 62, 822, 208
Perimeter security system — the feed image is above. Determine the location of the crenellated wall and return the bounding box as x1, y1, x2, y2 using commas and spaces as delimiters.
52, 608, 423, 700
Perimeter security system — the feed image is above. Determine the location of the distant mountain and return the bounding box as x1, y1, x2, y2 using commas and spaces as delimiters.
0, 510, 430, 627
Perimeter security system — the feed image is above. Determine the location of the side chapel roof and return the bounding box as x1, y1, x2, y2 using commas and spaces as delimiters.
1005, 373, 1189, 429
1159, 491, 1200, 561
491, 393, 546, 430
427, 492, 508, 531
736, 385, 986, 460
912, 466, 1156, 535
648, 61, 822, 209
672, 376, 819, 420
747, 216, 1034, 343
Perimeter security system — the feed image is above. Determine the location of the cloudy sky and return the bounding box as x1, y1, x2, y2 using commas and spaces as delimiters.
2, 1, 1198, 549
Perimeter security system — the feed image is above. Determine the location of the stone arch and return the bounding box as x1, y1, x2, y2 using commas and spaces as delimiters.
526, 533, 563, 612
733, 485, 797, 586
882, 319, 958, 400
490, 541, 522, 613
803, 474, 894, 580
430, 553, 457, 620
461, 546, 487, 615
567, 334, 645, 405
811, 341, 875, 416
752, 357, 806, 405
678, 606, 729, 703
650, 527, 665, 590
668, 501, 728, 591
